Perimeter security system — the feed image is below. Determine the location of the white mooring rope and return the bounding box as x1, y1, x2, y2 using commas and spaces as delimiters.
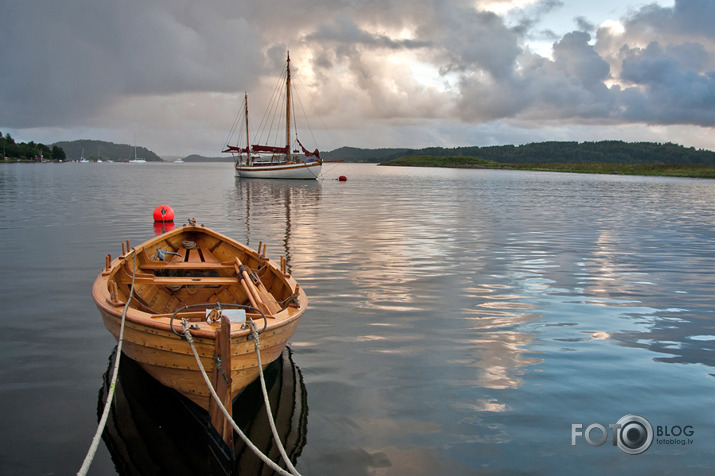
247, 319, 301, 475
78, 250, 137, 476
181, 318, 302, 476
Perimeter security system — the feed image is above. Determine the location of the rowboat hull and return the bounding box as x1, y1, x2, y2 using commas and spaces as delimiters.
97, 307, 301, 409
91, 224, 307, 413
235, 160, 321, 179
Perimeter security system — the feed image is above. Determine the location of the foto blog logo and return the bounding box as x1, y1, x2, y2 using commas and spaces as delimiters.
572, 414, 653, 455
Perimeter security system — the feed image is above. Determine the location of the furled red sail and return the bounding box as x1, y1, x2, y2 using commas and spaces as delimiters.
222, 145, 250, 153
297, 139, 321, 160
252, 144, 289, 154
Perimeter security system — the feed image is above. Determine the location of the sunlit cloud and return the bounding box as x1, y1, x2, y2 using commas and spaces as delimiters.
0, 0, 711, 156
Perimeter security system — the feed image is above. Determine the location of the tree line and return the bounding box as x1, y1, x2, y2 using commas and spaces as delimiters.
1, 132, 66, 161
407, 141, 715, 165
54, 140, 163, 162
324, 141, 715, 165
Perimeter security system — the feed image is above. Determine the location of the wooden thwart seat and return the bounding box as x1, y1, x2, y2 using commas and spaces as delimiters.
139, 261, 234, 271
138, 245, 229, 269
135, 245, 237, 283
134, 275, 239, 286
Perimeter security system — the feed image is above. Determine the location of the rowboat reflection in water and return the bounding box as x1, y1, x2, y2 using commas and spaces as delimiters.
99, 347, 308, 475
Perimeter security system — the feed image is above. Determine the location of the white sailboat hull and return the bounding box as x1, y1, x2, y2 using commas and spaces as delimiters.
235, 161, 321, 179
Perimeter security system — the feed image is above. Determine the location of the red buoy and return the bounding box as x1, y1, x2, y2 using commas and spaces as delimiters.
153, 205, 175, 222
338, 175, 347, 182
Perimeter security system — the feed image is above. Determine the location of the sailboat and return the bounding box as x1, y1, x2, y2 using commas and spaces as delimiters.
223, 52, 323, 180
130, 134, 146, 163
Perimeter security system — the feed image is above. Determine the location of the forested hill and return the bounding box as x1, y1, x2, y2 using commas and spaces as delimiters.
54, 140, 162, 162
321, 146, 411, 163
323, 141, 715, 165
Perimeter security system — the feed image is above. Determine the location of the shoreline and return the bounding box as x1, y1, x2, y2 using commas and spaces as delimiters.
379, 156, 715, 179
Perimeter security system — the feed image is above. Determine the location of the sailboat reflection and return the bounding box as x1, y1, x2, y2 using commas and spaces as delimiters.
99, 347, 308, 475
233, 179, 322, 275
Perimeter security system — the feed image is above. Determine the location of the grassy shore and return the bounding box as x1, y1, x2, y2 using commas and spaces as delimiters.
380, 155, 715, 179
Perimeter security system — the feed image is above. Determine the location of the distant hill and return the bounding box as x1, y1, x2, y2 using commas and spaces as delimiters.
321, 146, 411, 163
389, 141, 715, 165
54, 140, 163, 162
187, 142, 715, 165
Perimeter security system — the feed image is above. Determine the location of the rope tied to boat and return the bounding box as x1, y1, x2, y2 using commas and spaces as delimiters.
214, 355, 230, 384
181, 318, 302, 476
168, 302, 267, 337
247, 319, 301, 475
78, 249, 138, 476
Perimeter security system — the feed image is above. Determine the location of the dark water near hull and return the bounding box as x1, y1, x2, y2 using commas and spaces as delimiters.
99, 347, 307, 475
1, 162, 714, 475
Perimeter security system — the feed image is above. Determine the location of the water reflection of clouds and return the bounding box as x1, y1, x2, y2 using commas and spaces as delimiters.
252, 168, 715, 469
570, 208, 715, 370
457, 280, 544, 393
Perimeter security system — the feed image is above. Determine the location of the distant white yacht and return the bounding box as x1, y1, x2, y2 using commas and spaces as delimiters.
130, 134, 146, 162
173, 158, 184, 164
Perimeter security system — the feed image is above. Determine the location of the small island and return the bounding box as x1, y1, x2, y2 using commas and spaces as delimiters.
378, 141, 715, 178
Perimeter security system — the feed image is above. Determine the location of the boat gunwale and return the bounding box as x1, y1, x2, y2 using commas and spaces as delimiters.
91, 224, 307, 341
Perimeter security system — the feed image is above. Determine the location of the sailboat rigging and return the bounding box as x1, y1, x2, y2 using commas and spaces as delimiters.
223, 52, 324, 180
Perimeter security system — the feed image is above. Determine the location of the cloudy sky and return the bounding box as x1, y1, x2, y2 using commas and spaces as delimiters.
1, 0, 713, 157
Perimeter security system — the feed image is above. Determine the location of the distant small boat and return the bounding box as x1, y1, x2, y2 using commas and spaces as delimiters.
174, 158, 184, 164
130, 134, 146, 162
92, 221, 307, 447
223, 52, 326, 180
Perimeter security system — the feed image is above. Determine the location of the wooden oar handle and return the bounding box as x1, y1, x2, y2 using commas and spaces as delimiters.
235, 257, 269, 313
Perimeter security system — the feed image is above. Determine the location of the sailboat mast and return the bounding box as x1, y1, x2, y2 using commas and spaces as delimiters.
285, 51, 291, 162
244, 92, 251, 166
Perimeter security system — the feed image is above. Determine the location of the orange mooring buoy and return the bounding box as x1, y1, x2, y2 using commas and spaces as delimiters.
153, 204, 175, 222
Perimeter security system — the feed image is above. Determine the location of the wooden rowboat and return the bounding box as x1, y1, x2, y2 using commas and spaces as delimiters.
91, 221, 307, 448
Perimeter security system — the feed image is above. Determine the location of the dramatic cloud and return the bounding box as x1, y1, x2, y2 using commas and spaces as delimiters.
596, 0, 715, 127
0, 0, 712, 155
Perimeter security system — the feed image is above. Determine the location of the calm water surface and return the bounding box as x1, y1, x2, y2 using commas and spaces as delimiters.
0, 162, 714, 475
